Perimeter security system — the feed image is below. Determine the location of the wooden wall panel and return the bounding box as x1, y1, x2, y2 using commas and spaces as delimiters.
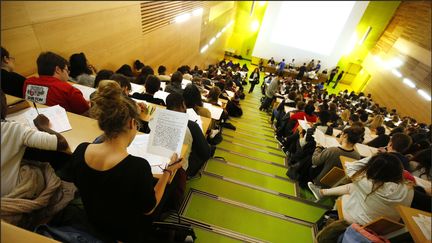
1, 1, 232, 77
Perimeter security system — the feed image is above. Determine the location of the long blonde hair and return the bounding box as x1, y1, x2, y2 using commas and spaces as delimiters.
369, 114, 384, 131
340, 109, 351, 122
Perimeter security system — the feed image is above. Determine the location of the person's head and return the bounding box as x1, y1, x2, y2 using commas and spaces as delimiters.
329, 103, 337, 112
288, 91, 297, 101
94, 69, 114, 88
318, 110, 330, 125
1, 46, 15, 71
166, 92, 186, 112
370, 115, 384, 130
296, 101, 306, 111
133, 60, 144, 72
359, 112, 369, 123
0, 89, 7, 120
206, 86, 221, 103
69, 53, 91, 79
340, 126, 364, 145
349, 114, 360, 124
411, 148, 431, 179
171, 71, 183, 84
375, 126, 386, 136
304, 104, 315, 116
254, 67, 259, 73
282, 59, 285, 62
110, 73, 131, 95
37, 52, 69, 81
116, 64, 134, 77
352, 153, 404, 196
388, 133, 412, 154
144, 75, 161, 95
158, 65, 167, 75
183, 84, 203, 108
135, 65, 155, 85
292, 59, 295, 62
90, 80, 139, 141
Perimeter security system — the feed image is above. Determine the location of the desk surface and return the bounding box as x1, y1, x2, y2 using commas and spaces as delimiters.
396, 205, 432, 243
1, 221, 60, 243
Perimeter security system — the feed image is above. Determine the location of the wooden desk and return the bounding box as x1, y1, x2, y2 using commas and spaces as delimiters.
5, 95, 30, 115
396, 205, 432, 243
1, 221, 60, 243
5, 94, 23, 106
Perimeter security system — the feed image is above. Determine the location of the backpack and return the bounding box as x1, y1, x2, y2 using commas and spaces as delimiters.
339, 224, 390, 243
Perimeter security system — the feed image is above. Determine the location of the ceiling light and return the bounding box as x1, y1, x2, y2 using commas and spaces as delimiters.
402, 78, 416, 88
216, 32, 222, 38
418, 89, 431, 101
391, 69, 402, 78
251, 20, 260, 31
200, 45, 208, 53
209, 37, 216, 45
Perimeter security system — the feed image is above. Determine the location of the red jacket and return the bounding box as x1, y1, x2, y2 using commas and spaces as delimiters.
290, 111, 317, 132
23, 76, 89, 115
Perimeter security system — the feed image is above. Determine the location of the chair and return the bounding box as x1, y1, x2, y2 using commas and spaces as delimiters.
320, 166, 347, 187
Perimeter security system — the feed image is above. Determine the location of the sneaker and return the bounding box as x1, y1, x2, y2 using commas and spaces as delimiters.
221, 122, 236, 130
307, 182, 323, 200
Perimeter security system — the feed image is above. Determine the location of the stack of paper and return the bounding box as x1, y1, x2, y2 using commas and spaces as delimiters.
72, 84, 96, 101
355, 143, 378, 157
298, 119, 311, 130
314, 129, 341, 148
7, 105, 72, 133
203, 102, 223, 120
186, 108, 203, 130
412, 214, 431, 240
130, 83, 145, 95
154, 90, 170, 103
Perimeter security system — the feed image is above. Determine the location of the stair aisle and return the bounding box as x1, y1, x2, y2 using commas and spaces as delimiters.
181, 71, 327, 243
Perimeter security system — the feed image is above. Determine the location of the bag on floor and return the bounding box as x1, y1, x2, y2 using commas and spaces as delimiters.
339, 223, 390, 243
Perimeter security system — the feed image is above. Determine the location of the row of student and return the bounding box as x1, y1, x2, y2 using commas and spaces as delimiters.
260, 75, 431, 235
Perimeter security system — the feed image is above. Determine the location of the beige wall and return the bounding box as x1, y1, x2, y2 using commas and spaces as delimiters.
1, 1, 233, 77
362, 1, 431, 124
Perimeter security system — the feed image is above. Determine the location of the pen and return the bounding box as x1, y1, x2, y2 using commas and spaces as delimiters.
167, 158, 183, 168
33, 102, 39, 115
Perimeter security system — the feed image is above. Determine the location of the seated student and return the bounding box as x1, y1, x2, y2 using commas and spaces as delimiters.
110, 73, 132, 96
205, 86, 229, 122
0, 90, 69, 197
166, 93, 211, 178
69, 52, 96, 87
366, 126, 390, 148
135, 65, 154, 85
23, 52, 90, 115
1, 46, 26, 98
157, 65, 171, 82
131, 75, 165, 106
314, 110, 333, 135
115, 64, 134, 78
289, 104, 318, 133
308, 153, 414, 225
165, 71, 183, 95
69, 81, 185, 242
310, 127, 362, 186
133, 60, 144, 76
93, 69, 114, 88
380, 132, 412, 171
183, 83, 211, 119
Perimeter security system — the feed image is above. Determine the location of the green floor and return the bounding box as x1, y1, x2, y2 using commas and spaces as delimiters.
181, 64, 327, 242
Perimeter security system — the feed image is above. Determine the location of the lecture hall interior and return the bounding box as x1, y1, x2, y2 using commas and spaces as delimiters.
1, 1, 431, 243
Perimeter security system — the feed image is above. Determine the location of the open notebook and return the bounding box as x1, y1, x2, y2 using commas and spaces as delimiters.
7, 105, 72, 133
127, 108, 188, 174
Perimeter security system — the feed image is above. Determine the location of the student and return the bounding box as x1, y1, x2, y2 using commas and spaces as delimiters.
165, 71, 183, 95
289, 104, 318, 133
366, 126, 390, 148
166, 93, 211, 178
248, 68, 260, 93
268, 57, 275, 66
308, 153, 414, 225
306, 59, 315, 71
314, 60, 321, 72
288, 59, 295, 70
310, 127, 363, 186
296, 63, 307, 80
110, 73, 132, 96
135, 65, 154, 85
327, 66, 339, 85
1, 90, 69, 197
183, 83, 211, 118
259, 72, 283, 111
157, 65, 171, 82
23, 51, 90, 115
133, 60, 144, 76
69, 52, 96, 87
69, 81, 185, 242
93, 69, 114, 88
131, 75, 165, 106
381, 132, 413, 171
115, 64, 134, 78
1, 46, 26, 98
277, 59, 286, 73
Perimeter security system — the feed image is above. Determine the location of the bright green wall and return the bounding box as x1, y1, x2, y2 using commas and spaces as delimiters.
337, 1, 401, 91
226, 1, 267, 60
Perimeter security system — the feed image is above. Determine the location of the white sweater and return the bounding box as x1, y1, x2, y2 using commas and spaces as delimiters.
1, 121, 57, 197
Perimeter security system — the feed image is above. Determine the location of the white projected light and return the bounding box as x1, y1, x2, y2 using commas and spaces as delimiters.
251, 20, 260, 31
403, 78, 416, 88
270, 1, 355, 55
418, 89, 431, 101
192, 8, 203, 16
175, 13, 191, 23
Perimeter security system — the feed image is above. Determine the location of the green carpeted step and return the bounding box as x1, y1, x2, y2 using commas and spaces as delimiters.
183, 192, 315, 243
231, 123, 275, 135
222, 129, 274, 142
214, 150, 287, 177
193, 228, 242, 243
234, 126, 274, 137
204, 160, 295, 195
187, 174, 326, 223
217, 141, 285, 165
222, 139, 285, 157
222, 133, 278, 148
